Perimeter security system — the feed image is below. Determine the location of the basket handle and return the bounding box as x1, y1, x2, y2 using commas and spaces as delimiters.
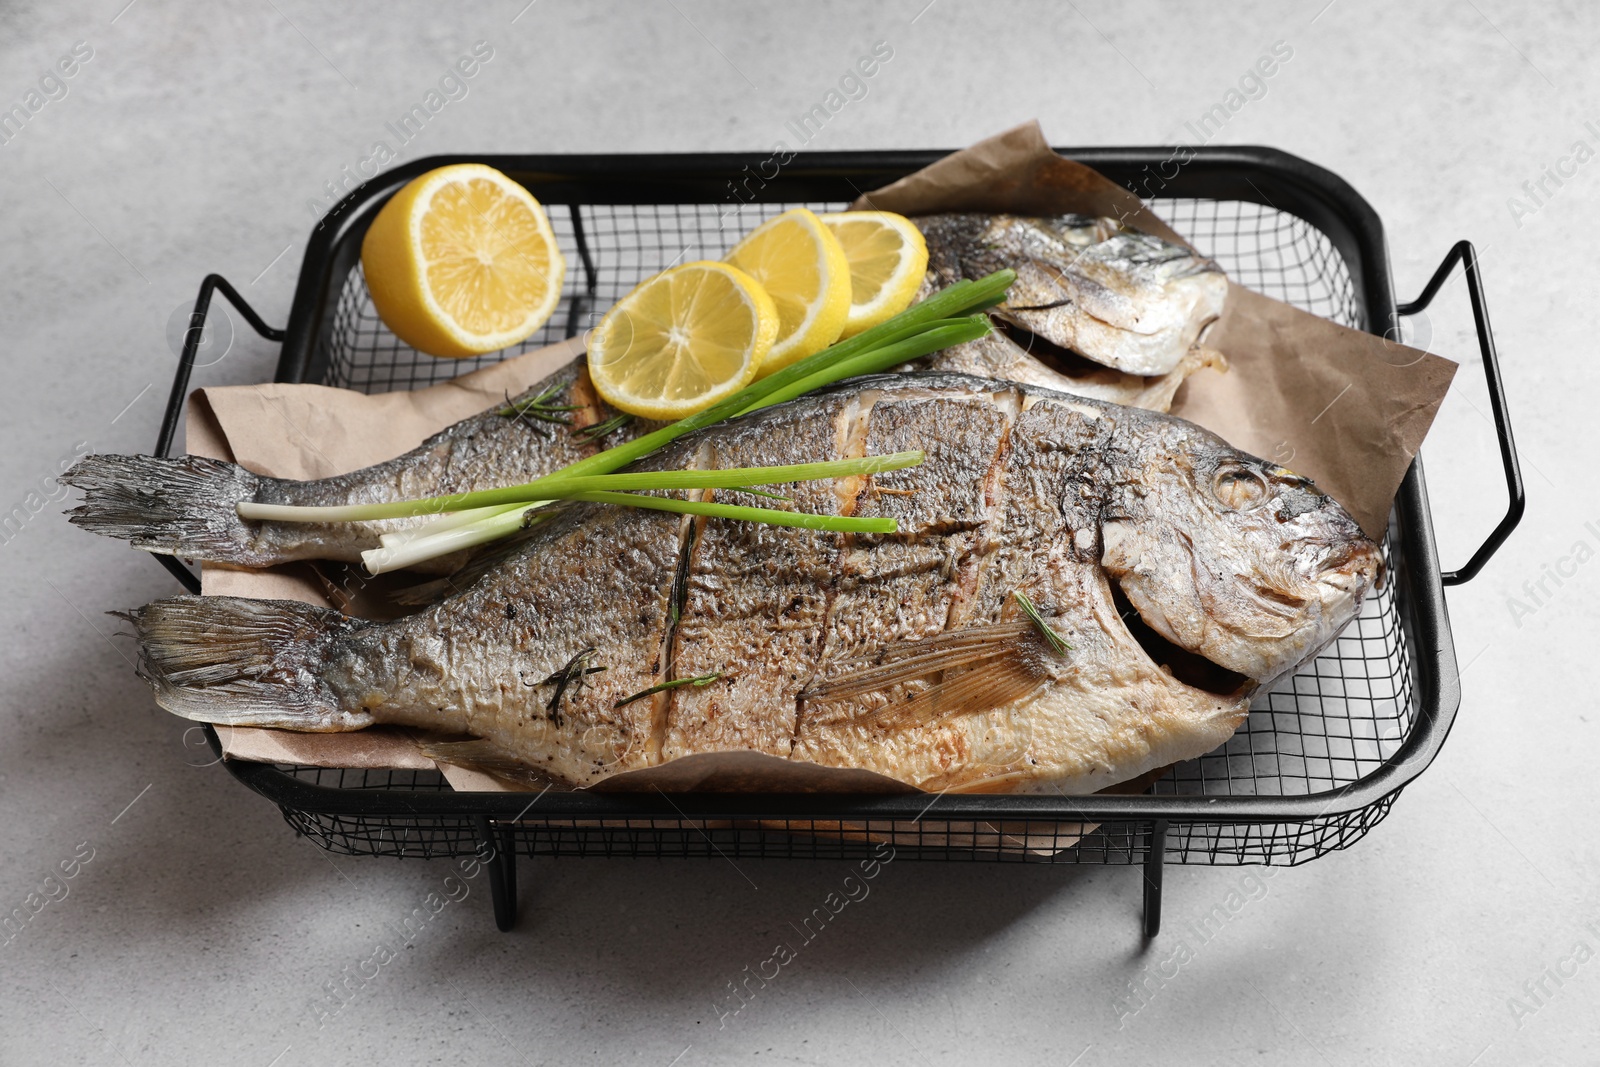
151, 274, 286, 593
1394, 241, 1524, 586
155, 274, 286, 457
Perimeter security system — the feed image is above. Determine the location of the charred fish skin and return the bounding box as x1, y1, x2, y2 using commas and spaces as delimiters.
916, 213, 1230, 377
63, 365, 639, 567
326, 431, 709, 785
126, 373, 1382, 795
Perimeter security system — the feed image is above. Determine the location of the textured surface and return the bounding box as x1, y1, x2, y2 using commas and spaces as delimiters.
1, 1, 1593, 1063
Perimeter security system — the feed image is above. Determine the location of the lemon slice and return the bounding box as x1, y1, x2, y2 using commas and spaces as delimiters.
361, 163, 566, 359
818, 211, 930, 338
587, 261, 778, 421
724, 207, 851, 375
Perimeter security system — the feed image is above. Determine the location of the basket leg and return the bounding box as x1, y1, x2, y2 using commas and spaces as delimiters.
475, 816, 518, 932
1142, 820, 1168, 939
497, 825, 518, 925
563, 204, 599, 339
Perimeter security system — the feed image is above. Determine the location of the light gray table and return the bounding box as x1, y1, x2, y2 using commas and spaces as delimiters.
2, 2, 1591, 1062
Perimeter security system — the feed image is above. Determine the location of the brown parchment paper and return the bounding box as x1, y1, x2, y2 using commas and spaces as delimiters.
191, 123, 1455, 821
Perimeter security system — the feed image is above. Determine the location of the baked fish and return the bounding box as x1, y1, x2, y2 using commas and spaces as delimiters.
916, 213, 1229, 376
123, 373, 1381, 794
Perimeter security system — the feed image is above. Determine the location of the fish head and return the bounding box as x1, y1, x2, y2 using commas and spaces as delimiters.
1098, 431, 1383, 688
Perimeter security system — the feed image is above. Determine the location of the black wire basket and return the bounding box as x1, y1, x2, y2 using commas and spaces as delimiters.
155, 148, 1523, 936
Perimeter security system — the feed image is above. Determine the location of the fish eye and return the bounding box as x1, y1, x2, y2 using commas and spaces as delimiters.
1212, 465, 1270, 511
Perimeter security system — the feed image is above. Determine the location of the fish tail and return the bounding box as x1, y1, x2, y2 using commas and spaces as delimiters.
62, 454, 268, 564
121, 595, 374, 730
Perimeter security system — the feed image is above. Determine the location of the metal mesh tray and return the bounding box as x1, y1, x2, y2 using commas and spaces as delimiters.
155, 148, 1521, 934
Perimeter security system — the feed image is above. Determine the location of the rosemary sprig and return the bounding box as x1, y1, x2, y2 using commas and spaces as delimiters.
1014, 591, 1073, 656
523, 647, 605, 726
613, 672, 723, 709
574, 412, 633, 442
498, 384, 582, 424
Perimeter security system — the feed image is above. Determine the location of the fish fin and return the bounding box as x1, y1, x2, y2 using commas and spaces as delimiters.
861, 652, 1046, 731
122, 595, 373, 730
803, 622, 1046, 730
389, 575, 457, 608
63, 454, 268, 565
414, 738, 561, 790
803, 622, 1032, 703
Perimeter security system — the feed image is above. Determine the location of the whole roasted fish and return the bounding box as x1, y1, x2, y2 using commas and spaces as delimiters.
124, 373, 1380, 794
916, 213, 1229, 377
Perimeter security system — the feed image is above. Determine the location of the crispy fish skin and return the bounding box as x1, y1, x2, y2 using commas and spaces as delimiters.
662, 393, 858, 761
125, 373, 1382, 795
62, 365, 646, 567
917, 213, 1230, 377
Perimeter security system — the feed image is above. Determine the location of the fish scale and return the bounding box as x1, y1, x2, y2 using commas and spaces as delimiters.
664, 395, 855, 761
812, 389, 1011, 724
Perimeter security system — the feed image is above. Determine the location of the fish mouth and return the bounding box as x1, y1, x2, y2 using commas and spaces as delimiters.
1311, 538, 1386, 596
1108, 580, 1252, 698
989, 318, 1111, 378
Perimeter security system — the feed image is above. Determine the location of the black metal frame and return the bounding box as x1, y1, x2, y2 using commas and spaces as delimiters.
150, 147, 1523, 937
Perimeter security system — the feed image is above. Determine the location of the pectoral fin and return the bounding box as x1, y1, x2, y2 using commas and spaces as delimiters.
802, 622, 1048, 731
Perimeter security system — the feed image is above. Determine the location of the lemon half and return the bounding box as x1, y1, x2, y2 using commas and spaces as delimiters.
361, 163, 566, 359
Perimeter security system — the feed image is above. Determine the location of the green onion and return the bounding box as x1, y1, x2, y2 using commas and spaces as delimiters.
741, 317, 992, 415
559, 491, 897, 533
365, 505, 551, 574
238, 451, 924, 523
377, 502, 528, 548
356, 451, 922, 573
